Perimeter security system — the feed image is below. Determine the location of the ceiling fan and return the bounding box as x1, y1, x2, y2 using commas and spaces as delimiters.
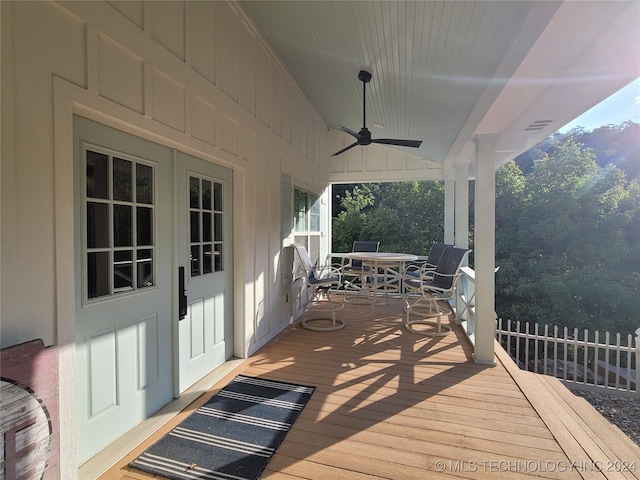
331, 70, 423, 156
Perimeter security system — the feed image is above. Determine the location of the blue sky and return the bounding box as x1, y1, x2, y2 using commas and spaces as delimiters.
559, 77, 640, 132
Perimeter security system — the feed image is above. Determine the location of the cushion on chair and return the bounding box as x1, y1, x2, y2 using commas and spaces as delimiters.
307, 270, 340, 285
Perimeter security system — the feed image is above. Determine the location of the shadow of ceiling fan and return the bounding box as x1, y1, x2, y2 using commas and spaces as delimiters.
332, 70, 423, 156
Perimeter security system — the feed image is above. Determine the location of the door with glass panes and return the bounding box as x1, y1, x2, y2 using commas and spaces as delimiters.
74, 118, 234, 461
176, 151, 233, 393
74, 117, 174, 463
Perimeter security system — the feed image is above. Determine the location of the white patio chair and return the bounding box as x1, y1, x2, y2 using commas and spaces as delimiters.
404, 247, 471, 336
342, 240, 380, 303
292, 243, 345, 331
403, 242, 453, 283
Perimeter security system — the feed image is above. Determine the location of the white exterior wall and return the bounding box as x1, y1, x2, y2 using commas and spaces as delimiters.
1, 0, 329, 349
1, 1, 331, 474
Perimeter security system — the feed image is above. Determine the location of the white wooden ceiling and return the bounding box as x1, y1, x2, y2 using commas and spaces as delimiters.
238, 0, 639, 173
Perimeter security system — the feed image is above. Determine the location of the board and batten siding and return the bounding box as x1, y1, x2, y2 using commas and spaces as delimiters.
1, 1, 330, 477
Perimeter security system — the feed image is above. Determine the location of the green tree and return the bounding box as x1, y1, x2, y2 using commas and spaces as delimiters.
332, 126, 639, 336
332, 181, 444, 254
331, 185, 375, 253
495, 136, 640, 335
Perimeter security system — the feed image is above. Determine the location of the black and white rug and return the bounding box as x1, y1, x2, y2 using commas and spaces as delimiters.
130, 375, 315, 480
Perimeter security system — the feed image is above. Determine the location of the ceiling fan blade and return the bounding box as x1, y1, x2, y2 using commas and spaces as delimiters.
372, 139, 423, 148
331, 141, 360, 157
334, 125, 362, 140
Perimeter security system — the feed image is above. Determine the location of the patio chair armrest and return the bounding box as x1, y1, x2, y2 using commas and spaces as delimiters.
418, 267, 438, 281
316, 264, 342, 283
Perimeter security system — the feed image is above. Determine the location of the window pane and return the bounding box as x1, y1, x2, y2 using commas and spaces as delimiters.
137, 249, 153, 288
136, 164, 153, 204
88, 252, 110, 298
190, 211, 200, 243
202, 180, 212, 210
310, 213, 320, 231
309, 236, 320, 265
213, 182, 223, 211
113, 204, 133, 247
86, 150, 108, 199
114, 250, 133, 290
293, 236, 308, 249
87, 202, 109, 248
203, 244, 213, 274
310, 195, 320, 214
113, 158, 133, 201
310, 195, 320, 231
293, 190, 307, 231
191, 245, 200, 276
190, 176, 200, 209
137, 207, 153, 246
203, 212, 212, 242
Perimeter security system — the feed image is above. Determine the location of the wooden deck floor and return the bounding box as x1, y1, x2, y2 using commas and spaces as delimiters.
96, 297, 639, 480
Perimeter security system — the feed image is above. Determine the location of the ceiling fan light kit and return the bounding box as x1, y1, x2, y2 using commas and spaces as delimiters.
331, 70, 423, 156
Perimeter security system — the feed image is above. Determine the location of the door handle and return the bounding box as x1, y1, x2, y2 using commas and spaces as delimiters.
179, 266, 187, 320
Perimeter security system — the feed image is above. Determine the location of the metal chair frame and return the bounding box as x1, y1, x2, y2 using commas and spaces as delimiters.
292, 243, 345, 331
404, 247, 471, 336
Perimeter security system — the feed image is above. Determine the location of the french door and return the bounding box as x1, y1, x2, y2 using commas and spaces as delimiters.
176, 152, 233, 393
74, 118, 234, 463
74, 117, 174, 463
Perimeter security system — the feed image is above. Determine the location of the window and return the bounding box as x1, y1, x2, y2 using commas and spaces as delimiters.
84, 147, 156, 300
293, 188, 321, 264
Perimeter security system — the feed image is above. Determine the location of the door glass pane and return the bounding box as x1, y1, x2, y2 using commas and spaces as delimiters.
88, 252, 110, 298
203, 213, 212, 242
114, 250, 133, 290
136, 164, 153, 204
86, 151, 108, 199
203, 244, 213, 274
214, 244, 223, 271
202, 180, 212, 210
113, 158, 132, 201
189, 176, 200, 209
137, 249, 153, 287
191, 245, 200, 276
190, 211, 200, 243
113, 204, 132, 247
214, 213, 222, 242
189, 175, 224, 276
87, 202, 109, 248
84, 147, 156, 300
137, 207, 153, 246
213, 182, 222, 211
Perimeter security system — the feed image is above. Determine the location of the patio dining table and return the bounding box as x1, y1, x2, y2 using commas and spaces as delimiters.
346, 252, 418, 307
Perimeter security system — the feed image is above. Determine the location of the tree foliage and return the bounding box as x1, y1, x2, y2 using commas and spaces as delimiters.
332, 122, 639, 336
495, 135, 639, 335
332, 182, 445, 254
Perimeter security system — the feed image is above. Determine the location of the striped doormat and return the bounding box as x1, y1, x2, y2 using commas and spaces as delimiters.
130, 375, 315, 480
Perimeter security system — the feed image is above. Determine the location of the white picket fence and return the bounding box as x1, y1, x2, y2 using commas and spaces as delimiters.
496, 318, 640, 397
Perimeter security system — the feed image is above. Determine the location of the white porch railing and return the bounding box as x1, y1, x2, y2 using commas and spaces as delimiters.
453, 266, 477, 343
452, 266, 639, 397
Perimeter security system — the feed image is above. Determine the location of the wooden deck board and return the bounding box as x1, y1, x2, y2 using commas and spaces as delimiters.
95, 297, 639, 480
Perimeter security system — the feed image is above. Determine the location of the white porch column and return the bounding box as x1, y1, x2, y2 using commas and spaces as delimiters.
473, 134, 497, 366
444, 178, 455, 245
454, 162, 469, 250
